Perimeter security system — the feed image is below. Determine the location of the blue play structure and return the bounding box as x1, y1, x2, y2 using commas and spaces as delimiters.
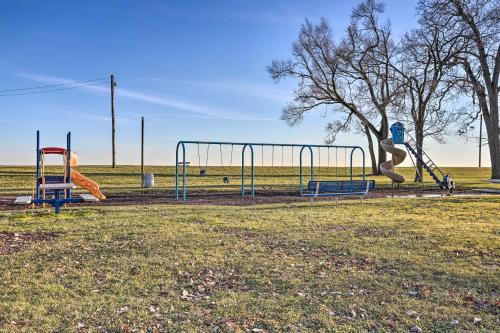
34, 131, 84, 213
14, 131, 103, 214
390, 122, 454, 190
175, 141, 371, 201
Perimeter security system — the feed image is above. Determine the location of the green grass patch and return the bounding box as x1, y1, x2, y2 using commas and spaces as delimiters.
0, 196, 498, 331
0, 165, 496, 195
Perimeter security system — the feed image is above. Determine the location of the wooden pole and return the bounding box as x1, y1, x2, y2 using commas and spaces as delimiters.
111, 74, 117, 168
141, 116, 144, 187
478, 113, 483, 167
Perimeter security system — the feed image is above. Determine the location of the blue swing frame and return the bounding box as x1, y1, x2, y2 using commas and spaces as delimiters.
175, 141, 368, 201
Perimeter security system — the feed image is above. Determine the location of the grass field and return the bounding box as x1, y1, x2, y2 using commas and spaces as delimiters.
1, 197, 499, 332
0, 166, 499, 332
0, 165, 496, 195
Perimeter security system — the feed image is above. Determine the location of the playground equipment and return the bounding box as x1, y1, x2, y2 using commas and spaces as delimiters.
380, 138, 407, 183
381, 122, 455, 190
14, 131, 105, 214
175, 141, 370, 201
305, 180, 375, 198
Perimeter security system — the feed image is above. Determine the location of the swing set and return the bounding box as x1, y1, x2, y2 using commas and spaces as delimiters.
175, 141, 370, 201
196, 143, 234, 183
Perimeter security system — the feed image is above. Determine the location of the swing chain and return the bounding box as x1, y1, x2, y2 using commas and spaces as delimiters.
221, 144, 234, 184
344, 147, 347, 176
281, 145, 284, 178
336, 147, 338, 177
219, 144, 224, 167
205, 144, 210, 169
261, 145, 264, 167
199, 143, 210, 177
271, 146, 275, 167
197, 143, 201, 172
317, 146, 321, 177
327, 147, 330, 177
229, 144, 234, 167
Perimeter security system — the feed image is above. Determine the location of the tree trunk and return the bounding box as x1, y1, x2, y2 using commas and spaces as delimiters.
483, 100, 500, 179
364, 126, 378, 175
414, 128, 424, 182
376, 118, 389, 175
377, 142, 387, 175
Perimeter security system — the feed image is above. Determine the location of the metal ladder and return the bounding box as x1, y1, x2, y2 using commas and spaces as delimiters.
403, 131, 448, 189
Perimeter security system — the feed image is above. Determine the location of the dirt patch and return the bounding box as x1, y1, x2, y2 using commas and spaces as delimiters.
0, 187, 486, 211
83, 187, 481, 207
0, 231, 60, 255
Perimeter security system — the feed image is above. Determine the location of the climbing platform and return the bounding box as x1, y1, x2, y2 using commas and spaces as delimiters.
39, 183, 76, 190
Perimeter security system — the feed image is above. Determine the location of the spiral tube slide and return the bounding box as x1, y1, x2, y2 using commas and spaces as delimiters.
380, 138, 406, 183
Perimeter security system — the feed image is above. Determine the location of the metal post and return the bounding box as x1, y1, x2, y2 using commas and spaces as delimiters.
36, 130, 40, 199
54, 190, 61, 214
182, 144, 186, 201
299, 146, 314, 194
241, 146, 245, 196
175, 142, 187, 201
141, 116, 144, 186
67, 132, 72, 199
310, 146, 314, 181
111, 74, 117, 168
299, 148, 303, 194
350, 147, 366, 182
250, 145, 254, 197
175, 143, 179, 200
479, 113, 483, 167
241, 144, 255, 197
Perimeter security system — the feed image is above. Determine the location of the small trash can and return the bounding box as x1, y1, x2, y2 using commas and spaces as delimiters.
143, 173, 154, 188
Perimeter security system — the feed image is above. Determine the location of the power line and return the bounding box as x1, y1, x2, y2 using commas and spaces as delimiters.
0, 77, 109, 93
0, 81, 108, 97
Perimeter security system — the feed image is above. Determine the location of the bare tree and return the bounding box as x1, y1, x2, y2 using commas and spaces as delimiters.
267, 0, 400, 174
325, 118, 378, 174
393, 27, 463, 181
418, 0, 500, 178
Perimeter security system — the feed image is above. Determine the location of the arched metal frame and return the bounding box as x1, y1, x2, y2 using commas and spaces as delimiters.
299, 146, 314, 194
175, 141, 365, 201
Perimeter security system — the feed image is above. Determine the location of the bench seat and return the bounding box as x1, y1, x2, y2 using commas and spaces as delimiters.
304, 180, 375, 197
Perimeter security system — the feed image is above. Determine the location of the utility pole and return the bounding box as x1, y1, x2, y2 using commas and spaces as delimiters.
141, 116, 144, 186
479, 113, 483, 167
110, 75, 117, 168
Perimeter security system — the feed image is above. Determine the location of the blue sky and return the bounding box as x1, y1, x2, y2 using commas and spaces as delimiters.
0, 0, 487, 166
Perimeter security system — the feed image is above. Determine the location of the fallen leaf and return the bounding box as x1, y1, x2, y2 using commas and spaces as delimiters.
422, 285, 432, 298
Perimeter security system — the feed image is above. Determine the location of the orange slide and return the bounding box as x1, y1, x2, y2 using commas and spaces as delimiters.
70, 170, 106, 200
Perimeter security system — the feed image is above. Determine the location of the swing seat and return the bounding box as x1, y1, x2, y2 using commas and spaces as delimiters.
303, 180, 375, 197
200, 170, 207, 177
223, 176, 230, 184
